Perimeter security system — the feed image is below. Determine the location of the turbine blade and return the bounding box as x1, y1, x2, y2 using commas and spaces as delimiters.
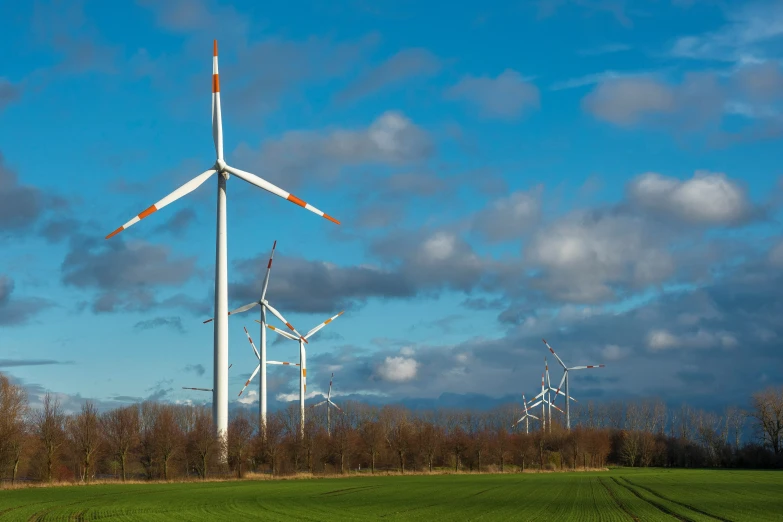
313, 401, 327, 408
569, 365, 606, 370
554, 372, 567, 400
527, 400, 543, 409
259, 322, 299, 341
212, 40, 223, 160
260, 240, 277, 302
243, 326, 260, 360
237, 364, 260, 397
223, 165, 340, 225
327, 372, 333, 400
329, 400, 344, 413
182, 387, 212, 392
262, 302, 308, 343
267, 360, 299, 366
304, 311, 344, 340
542, 339, 568, 370
229, 301, 260, 316
106, 169, 216, 239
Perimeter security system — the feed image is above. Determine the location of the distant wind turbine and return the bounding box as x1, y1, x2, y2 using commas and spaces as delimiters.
512, 393, 539, 434
262, 311, 344, 438
312, 372, 345, 436
544, 339, 605, 431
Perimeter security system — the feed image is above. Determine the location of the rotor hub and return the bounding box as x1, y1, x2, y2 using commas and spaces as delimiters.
215, 159, 229, 179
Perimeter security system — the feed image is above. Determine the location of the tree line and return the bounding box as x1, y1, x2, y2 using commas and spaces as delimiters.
1, 373, 781, 484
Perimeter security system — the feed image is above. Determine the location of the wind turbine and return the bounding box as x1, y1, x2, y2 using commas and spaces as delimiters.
528, 371, 562, 432
262, 311, 344, 439
313, 373, 344, 436
104, 40, 339, 443
544, 339, 605, 431
203, 241, 305, 437
238, 327, 299, 398
512, 393, 540, 434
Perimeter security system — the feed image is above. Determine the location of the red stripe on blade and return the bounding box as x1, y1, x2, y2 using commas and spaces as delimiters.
105, 226, 124, 240
287, 194, 306, 208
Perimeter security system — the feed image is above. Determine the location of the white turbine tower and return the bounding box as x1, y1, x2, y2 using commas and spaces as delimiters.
237, 327, 299, 399
105, 40, 339, 444
262, 311, 344, 439
203, 241, 306, 437
313, 372, 344, 436
512, 394, 540, 434
543, 339, 605, 431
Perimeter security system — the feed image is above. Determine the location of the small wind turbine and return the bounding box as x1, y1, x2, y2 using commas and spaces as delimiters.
105, 40, 339, 443
262, 311, 344, 439
529, 372, 562, 432
238, 327, 299, 398
313, 373, 344, 436
544, 339, 605, 431
512, 393, 540, 434
204, 241, 306, 436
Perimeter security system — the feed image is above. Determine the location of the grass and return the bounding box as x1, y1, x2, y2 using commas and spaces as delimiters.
0, 469, 781, 521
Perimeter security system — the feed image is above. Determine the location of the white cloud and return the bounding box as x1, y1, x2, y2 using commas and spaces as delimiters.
237, 390, 258, 405
648, 329, 679, 351
471, 187, 542, 242
233, 111, 432, 189
582, 73, 725, 128
275, 389, 322, 402
377, 355, 419, 382
582, 77, 676, 125
670, 2, 783, 63
445, 69, 540, 120
648, 328, 738, 351
628, 171, 751, 225
526, 210, 675, 302
602, 344, 626, 361
769, 240, 783, 266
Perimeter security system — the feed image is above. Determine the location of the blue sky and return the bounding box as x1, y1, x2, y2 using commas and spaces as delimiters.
1, 0, 782, 414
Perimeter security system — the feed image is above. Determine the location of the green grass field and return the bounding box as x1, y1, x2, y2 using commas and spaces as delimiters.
1, 469, 781, 521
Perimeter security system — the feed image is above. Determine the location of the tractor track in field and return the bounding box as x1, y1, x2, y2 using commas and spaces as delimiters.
610, 477, 694, 522
320, 484, 381, 496
598, 477, 639, 522
468, 485, 503, 498
620, 478, 732, 522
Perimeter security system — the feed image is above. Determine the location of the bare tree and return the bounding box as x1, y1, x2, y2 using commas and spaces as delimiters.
381, 406, 411, 473
0, 374, 28, 484
228, 413, 255, 478
101, 405, 140, 482
154, 405, 183, 480
330, 412, 354, 474
358, 412, 384, 474
33, 393, 66, 482
67, 401, 102, 482
188, 406, 218, 478
750, 386, 783, 454
415, 415, 442, 472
